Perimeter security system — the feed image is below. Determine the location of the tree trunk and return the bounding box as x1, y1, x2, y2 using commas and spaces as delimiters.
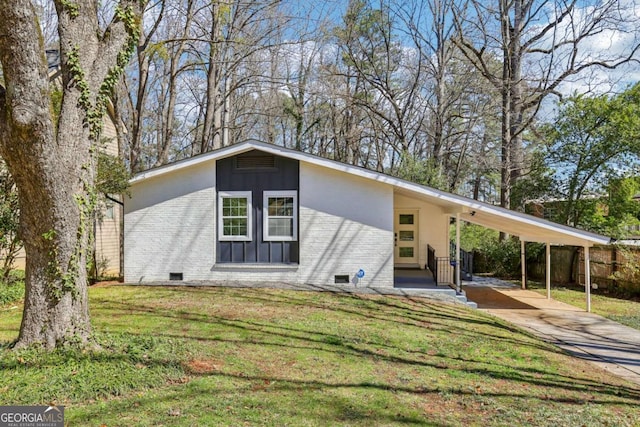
127, 1, 166, 172
201, 3, 223, 153
155, 0, 194, 166
0, 0, 139, 349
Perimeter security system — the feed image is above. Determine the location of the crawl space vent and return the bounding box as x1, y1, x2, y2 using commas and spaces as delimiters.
334, 275, 350, 284
236, 155, 275, 169
169, 272, 183, 281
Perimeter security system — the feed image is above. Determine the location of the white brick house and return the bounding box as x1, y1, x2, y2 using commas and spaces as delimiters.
124, 140, 609, 289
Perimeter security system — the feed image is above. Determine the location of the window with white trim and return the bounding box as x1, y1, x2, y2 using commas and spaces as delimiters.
218, 191, 252, 241
263, 191, 297, 241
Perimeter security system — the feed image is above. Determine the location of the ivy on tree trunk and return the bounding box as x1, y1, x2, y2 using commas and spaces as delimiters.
0, 0, 140, 349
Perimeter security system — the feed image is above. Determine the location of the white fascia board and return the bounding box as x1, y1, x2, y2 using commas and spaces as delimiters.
462, 209, 611, 246
129, 143, 258, 184
518, 236, 595, 246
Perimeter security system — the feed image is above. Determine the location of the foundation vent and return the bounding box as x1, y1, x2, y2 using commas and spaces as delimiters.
334, 275, 350, 284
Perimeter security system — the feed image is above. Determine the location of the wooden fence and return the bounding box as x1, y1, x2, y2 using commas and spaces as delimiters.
576, 245, 640, 292
528, 244, 640, 293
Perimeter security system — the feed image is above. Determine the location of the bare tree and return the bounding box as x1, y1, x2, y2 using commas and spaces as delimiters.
120, 0, 165, 172
154, 0, 197, 166
454, 0, 640, 210
196, 0, 282, 153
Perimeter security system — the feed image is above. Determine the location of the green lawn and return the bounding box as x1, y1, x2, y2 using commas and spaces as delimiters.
1, 285, 639, 426
524, 281, 640, 330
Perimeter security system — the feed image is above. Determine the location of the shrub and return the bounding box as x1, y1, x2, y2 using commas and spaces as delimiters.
458, 224, 535, 278
476, 238, 522, 278
0, 274, 24, 305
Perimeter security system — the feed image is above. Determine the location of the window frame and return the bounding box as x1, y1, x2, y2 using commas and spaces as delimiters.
263, 190, 298, 242
218, 191, 253, 241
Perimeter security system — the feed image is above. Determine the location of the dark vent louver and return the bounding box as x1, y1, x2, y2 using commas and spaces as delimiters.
236, 155, 275, 169
334, 275, 350, 284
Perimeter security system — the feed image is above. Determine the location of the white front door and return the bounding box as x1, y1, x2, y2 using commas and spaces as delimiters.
394, 209, 419, 265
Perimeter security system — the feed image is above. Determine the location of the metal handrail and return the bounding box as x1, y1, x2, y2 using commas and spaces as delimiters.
450, 241, 474, 279
427, 244, 455, 286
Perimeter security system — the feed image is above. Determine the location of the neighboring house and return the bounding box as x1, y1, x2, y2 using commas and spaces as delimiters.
124, 140, 609, 289
526, 193, 640, 239
11, 51, 122, 276
93, 102, 123, 277
525, 194, 607, 221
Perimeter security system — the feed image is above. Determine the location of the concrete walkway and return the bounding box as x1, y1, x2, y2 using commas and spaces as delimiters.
463, 277, 640, 387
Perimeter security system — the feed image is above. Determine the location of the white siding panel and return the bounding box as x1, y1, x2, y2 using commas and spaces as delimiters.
298, 163, 394, 287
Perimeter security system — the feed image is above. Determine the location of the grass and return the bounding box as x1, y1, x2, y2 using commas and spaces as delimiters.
0, 284, 639, 426
525, 281, 640, 330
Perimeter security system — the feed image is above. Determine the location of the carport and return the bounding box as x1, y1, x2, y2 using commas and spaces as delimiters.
393, 183, 611, 313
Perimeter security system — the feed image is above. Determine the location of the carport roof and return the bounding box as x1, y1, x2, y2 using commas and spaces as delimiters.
132, 140, 611, 247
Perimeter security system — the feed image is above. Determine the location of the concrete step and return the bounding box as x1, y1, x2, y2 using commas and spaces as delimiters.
454, 290, 478, 309
391, 285, 478, 308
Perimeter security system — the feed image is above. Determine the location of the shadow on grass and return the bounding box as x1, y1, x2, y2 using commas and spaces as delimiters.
525, 280, 640, 302
93, 284, 562, 358
71, 375, 448, 427
69, 364, 638, 427
89, 291, 640, 405
4, 282, 639, 425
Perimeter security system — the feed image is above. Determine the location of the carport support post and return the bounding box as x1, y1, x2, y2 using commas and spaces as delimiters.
546, 242, 551, 299
521, 240, 526, 290
585, 245, 591, 313
455, 213, 461, 293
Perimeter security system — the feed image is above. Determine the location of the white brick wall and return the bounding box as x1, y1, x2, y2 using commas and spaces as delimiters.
125, 159, 395, 287
125, 162, 216, 282
298, 163, 394, 287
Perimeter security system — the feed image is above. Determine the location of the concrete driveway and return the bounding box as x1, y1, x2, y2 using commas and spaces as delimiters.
463, 277, 640, 388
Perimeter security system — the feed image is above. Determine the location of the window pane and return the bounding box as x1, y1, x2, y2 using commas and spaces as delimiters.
268, 197, 294, 216
223, 218, 247, 236
263, 192, 296, 241
399, 247, 414, 258
222, 197, 248, 217
399, 231, 414, 241
399, 214, 414, 225
219, 192, 251, 241
268, 218, 292, 237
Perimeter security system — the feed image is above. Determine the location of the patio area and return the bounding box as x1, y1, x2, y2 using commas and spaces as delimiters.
393, 267, 438, 289
393, 268, 477, 308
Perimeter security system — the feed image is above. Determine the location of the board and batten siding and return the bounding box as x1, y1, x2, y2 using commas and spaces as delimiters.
125, 158, 395, 287
216, 151, 299, 264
